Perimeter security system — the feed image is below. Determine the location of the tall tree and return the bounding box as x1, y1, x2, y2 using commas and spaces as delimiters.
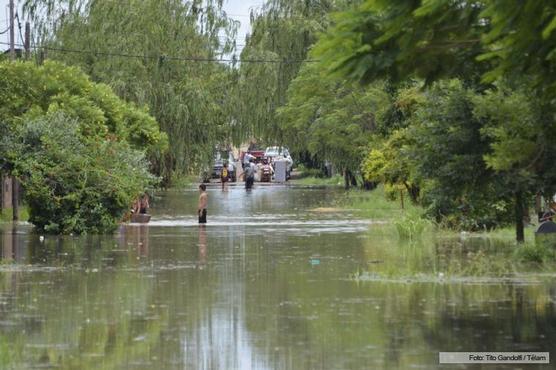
277, 62, 388, 187
23, 0, 239, 180
235, 0, 355, 144
311, 0, 556, 241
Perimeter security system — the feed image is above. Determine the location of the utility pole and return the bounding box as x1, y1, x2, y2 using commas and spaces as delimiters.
9, 0, 15, 60
9, 0, 19, 221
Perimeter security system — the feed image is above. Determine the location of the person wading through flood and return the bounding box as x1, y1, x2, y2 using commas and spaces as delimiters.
244, 158, 256, 190
221, 161, 229, 191
198, 184, 208, 224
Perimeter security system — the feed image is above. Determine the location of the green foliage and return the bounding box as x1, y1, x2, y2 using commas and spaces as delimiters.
0, 60, 168, 160
515, 243, 556, 264
309, 1, 556, 240
278, 62, 388, 173
236, 0, 354, 143
313, 0, 485, 85
5, 113, 155, 234
0, 61, 162, 234
408, 80, 513, 230
394, 211, 430, 240
23, 0, 236, 179
0, 206, 30, 223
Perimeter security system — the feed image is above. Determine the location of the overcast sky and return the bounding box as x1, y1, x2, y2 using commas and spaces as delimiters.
0, 0, 259, 53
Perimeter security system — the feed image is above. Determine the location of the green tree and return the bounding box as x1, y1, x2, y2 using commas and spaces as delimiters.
472, 83, 556, 240
236, 0, 354, 146
408, 80, 513, 231
0, 61, 164, 233
4, 113, 156, 234
311, 0, 556, 241
277, 62, 388, 188
23, 0, 238, 180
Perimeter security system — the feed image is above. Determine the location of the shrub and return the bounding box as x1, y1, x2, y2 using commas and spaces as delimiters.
6, 114, 156, 234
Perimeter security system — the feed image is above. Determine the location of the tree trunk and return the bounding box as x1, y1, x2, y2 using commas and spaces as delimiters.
344, 170, 350, 190
350, 172, 358, 187
515, 191, 525, 243
11, 177, 18, 221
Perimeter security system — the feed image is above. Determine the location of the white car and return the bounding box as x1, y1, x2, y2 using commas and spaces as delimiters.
264, 146, 293, 178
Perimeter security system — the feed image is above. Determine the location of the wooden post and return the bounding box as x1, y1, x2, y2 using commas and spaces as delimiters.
400, 189, 405, 210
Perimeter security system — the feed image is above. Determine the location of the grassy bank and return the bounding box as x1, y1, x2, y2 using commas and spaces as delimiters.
292, 174, 344, 186
339, 185, 555, 266
337, 185, 421, 220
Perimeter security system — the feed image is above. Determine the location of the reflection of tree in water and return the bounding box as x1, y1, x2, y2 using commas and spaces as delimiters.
1, 220, 555, 368
418, 284, 556, 354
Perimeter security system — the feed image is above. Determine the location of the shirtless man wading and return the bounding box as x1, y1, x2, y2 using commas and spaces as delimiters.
198, 184, 208, 224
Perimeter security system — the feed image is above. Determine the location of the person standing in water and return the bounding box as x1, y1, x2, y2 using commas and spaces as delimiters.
198, 184, 208, 224
221, 161, 229, 191
244, 158, 256, 190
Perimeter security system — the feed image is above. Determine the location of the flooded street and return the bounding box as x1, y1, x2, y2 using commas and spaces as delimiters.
1, 185, 555, 369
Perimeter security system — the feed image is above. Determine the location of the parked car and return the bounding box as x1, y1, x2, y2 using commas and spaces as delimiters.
203, 150, 237, 182
215, 151, 237, 182
264, 146, 293, 178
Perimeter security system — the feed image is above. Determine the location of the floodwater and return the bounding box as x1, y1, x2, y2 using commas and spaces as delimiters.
0, 184, 555, 369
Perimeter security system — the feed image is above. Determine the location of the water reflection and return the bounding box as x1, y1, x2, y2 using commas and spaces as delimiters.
119, 224, 150, 258
197, 225, 207, 270
0, 226, 26, 262
0, 187, 554, 369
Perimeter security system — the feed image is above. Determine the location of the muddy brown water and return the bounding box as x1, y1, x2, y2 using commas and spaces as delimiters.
0, 184, 555, 369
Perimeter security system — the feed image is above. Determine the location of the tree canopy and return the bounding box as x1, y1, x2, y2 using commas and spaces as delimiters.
1, 61, 163, 233
23, 0, 239, 180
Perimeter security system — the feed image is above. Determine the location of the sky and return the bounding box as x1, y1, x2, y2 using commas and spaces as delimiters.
0, 0, 260, 54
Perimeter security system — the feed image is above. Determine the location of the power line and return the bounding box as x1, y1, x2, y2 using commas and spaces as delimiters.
15, 12, 23, 45
0, 41, 318, 64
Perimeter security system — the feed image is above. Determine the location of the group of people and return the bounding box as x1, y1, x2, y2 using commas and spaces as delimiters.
198, 157, 259, 224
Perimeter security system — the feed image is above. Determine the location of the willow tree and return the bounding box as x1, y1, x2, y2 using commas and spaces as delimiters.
277, 61, 388, 187
234, 0, 356, 145
23, 0, 239, 181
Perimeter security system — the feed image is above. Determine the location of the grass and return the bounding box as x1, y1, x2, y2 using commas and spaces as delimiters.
292, 174, 344, 186
337, 185, 422, 221
336, 186, 556, 268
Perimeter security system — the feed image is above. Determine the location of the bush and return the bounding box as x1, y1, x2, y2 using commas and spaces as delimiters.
0, 60, 168, 164
515, 243, 555, 264
6, 114, 156, 234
